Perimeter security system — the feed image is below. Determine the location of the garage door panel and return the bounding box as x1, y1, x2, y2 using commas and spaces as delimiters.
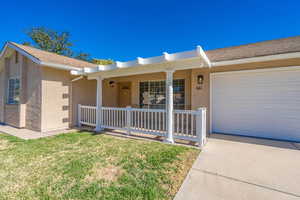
212, 67, 300, 142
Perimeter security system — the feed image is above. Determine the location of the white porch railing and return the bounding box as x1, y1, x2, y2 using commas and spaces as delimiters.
78, 104, 206, 146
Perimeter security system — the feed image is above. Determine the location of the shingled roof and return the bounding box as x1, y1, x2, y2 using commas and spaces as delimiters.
4, 36, 300, 72
206, 36, 300, 62
8, 42, 97, 69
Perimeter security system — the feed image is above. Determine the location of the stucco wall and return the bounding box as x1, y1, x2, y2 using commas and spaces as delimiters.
0, 61, 5, 123
25, 59, 42, 131
41, 67, 71, 132
4, 53, 22, 127
191, 68, 210, 133
40, 71, 97, 129
103, 70, 192, 108
71, 77, 96, 127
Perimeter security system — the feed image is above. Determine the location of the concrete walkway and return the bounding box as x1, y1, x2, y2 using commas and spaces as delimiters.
175, 134, 300, 200
0, 124, 76, 139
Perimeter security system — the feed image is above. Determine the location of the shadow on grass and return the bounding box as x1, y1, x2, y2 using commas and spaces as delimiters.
78, 126, 199, 148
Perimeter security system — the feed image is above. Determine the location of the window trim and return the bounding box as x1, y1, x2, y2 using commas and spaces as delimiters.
6, 76, 20, 105
138, 79, 185, 109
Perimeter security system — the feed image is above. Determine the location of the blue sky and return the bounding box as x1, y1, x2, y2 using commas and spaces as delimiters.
1, 0, 299, 61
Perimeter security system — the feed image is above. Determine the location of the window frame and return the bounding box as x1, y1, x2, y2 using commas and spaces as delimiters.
7, 76, 20, 105
139, 79, 185, 110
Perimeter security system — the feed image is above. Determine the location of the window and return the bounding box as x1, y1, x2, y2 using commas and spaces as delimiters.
7, 78, 20, 104
139, 79, 185, 109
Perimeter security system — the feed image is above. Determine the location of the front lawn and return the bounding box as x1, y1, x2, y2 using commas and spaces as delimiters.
0, 132, 199, 200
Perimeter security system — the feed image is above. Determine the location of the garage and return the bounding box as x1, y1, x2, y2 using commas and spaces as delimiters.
211, 66, 300, 142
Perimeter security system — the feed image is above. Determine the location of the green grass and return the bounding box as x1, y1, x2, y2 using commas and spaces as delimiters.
0, 132, 199, 200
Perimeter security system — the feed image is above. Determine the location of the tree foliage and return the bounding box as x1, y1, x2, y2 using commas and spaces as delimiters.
74, 52, 91, 61
91, 58, 114, 65
26, 27, 73, 57
24, 27, 113, 64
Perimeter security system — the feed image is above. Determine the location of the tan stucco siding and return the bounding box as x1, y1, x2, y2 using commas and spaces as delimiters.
103, 70, 192, 108
0, 64, 5, 123
4, 53, 22, 127
191, 68, 210, 133
103, 79, 118, 107
19, 56, 28, 128
41, 67, 71, 132
7, 52, 21, 77
71, 78, 96, 126
25, 59, 42, 131
4, 105, 20, 127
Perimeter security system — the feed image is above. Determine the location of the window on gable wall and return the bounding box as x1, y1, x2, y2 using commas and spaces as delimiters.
139, 79, 185, 109
7, 78, 20, 104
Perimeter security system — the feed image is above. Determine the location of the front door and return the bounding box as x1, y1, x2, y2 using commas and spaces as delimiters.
118, 82, 131, 107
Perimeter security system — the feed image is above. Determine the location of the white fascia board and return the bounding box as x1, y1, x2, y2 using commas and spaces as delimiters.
71, 70, 84, 75
98, 64, 117, 71
197, 46, 211, 67
40, 61, 81, 71
1, 43, 41, 64
87, 61, 205, 79
212, 52, 300, 67
84, 67, 99, 73
140, 55, 165, 64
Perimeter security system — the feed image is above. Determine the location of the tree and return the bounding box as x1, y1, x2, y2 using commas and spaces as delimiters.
22, 42, 31, 46
25, 27, 113, 64
26, 27, 73, 57
91, 58, 114, 65
74, 52, 91, 61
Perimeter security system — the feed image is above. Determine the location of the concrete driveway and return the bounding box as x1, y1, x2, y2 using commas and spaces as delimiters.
175, 134, 300, 200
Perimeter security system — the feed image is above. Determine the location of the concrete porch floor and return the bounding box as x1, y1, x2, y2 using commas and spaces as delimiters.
175, 134, 300, 200
0, 124, 76, 139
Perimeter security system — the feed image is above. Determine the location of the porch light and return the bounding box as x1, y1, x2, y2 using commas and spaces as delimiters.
109, 81, 115, 88
196, 75, 204, 90
197, 75, 204, 85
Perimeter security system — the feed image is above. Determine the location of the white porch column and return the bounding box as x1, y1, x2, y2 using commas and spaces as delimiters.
95, 76, 103, 132
164, 69, 175, 144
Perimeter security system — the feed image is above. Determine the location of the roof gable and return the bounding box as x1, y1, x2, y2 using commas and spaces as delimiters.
0, 42, 97, 70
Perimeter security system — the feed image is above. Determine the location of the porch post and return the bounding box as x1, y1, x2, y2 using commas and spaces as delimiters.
164, 69, 175, 144
95, 76, 103, 132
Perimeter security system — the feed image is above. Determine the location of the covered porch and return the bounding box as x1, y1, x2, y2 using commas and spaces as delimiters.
72, 46, 211, 146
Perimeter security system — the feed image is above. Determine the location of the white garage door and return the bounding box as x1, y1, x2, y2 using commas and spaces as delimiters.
211, 67, 300, 142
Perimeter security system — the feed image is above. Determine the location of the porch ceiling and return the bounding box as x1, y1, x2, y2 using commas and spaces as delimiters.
71, 46, 211, 79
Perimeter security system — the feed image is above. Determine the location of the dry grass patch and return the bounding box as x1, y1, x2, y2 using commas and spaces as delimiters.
166, 149, 199, 197
85, 163, 124, 183
0, 139, 13, 150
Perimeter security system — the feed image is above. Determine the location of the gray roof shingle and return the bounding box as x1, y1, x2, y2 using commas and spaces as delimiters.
205, 36, 300, 62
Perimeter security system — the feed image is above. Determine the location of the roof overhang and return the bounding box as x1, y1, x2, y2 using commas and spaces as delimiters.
71, 46, 211, 79
0, 42, 82, 71
211, 52, 300, 67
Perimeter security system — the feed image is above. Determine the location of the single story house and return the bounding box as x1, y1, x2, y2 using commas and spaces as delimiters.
1, 36, 300, 144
